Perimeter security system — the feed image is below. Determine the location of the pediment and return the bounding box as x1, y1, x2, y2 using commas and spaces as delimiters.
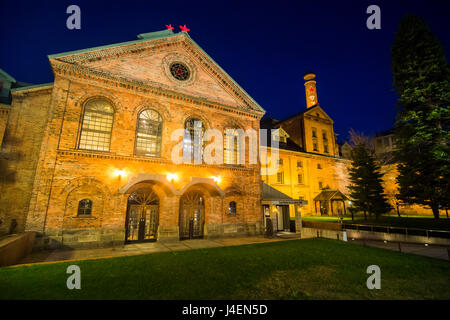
303, 105, 333, 123
49, 31, 264, 115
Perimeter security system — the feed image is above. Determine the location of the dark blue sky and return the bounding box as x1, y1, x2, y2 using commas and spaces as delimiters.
1, 0, 449, 141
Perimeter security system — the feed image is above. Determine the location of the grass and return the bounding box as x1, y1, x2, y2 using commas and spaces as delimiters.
1, 238, 449, 300
302, 215, 450, 231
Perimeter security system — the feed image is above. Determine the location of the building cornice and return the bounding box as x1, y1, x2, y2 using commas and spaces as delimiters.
57, 149, 256, 172
260, 145, 350, 163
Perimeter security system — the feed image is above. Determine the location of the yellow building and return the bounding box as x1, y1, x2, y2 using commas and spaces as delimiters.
261, 73, 351, 224
374, 130, 436, 216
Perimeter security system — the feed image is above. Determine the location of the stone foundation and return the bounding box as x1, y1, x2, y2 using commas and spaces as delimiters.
33, 228, 125, 251
32, 222, 263, 250
205, 222, 263, 238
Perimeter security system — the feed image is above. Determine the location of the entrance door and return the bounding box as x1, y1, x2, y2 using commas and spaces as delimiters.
277, 205, 290, 231
125, 188, 159, 243
179, 191, 204, 240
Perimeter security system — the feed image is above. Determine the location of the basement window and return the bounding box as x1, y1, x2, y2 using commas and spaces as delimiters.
228, 201, 237, 215
77, 199, 93, 216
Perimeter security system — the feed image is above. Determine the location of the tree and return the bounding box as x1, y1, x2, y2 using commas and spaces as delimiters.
348, 142, 392, 220
391, 14, 450, 219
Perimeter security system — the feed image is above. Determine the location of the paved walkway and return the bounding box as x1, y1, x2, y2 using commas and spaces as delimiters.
17, 236, 286, 266
349, 238, 450, 261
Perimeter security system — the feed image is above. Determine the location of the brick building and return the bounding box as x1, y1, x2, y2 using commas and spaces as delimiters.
0, 29, 266, 248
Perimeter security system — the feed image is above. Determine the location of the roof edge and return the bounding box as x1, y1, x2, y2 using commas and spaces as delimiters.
11, 82, 54, 93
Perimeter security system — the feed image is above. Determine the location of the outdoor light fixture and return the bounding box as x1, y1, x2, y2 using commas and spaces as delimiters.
211, 176, 221, 184
167, 173, 178, 182
114, 169, 126, 178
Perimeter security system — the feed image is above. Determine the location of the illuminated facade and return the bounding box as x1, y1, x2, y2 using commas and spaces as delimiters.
0, 30, 265, 248
261, 73, 351, 220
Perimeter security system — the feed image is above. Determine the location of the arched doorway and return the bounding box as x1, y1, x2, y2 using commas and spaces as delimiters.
179, 191, 205, 240
125, 187, 159, 243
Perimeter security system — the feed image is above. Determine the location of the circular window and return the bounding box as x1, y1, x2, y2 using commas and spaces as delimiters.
170, 63, 190, 81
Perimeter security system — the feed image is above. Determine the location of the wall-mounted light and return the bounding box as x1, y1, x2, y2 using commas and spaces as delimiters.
114, 169, 127, 178
167, 173, 178, 182
211, 176, 221, 184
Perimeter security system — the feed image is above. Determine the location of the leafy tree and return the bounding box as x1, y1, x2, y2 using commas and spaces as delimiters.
391, 14, 450, 219
348, 142, 392, 220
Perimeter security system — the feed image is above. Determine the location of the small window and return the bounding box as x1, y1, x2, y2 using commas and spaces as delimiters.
77, 199, 92, 216
324, 143, 329, 153
384, 137, 390, 147
278, 158, 284, 166
317, 163, 322, 169
298, 174, 303, 184
322, 130, 327, 141
313, 141, 319, 151
170, 62, 190, 81
277, 172, 285, 184
297, 160, 303, 168
319, 181, 323, 189
228, 201, 237, 215
312, 127, 317, 138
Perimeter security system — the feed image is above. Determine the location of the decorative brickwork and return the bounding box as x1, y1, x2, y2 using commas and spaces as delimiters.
0, 32, 264, 248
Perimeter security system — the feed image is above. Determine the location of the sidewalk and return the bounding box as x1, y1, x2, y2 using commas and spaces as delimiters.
17, 236, 285, 266
349, 238, 450, 261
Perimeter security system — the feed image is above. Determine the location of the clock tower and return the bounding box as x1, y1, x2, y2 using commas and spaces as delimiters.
304, 72, 318, 108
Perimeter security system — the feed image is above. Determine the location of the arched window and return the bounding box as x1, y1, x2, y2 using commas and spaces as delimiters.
135, 109, 162, 157
224, 128, 243, 165
228, 201, 237, 215
78, 99, 114, 151
77, 199, 92, 216
184, 118, 204, 163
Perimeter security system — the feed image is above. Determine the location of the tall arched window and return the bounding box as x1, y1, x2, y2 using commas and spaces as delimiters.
78, 99, 114, 151
183, 118, 204, 163
224, 128, 242, 165
135, 109, 162, 157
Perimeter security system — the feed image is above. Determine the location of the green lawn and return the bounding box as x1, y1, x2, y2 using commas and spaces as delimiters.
1, 238, 449, 300
302, 215, 450, 231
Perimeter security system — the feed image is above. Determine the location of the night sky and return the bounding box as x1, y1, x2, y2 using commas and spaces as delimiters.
1, 0, 449, 141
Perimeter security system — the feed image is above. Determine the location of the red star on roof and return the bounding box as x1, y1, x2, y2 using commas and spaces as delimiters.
179, 25, 190, 32
309, 86, 315, 93
165, 24, 174, 30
